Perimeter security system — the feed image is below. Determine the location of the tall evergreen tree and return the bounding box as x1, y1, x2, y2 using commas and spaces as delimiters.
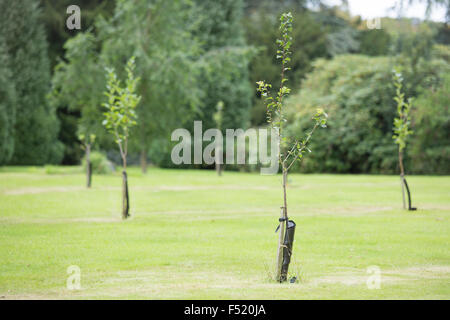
193, 0, 253, 131
0, 36, 16, 165
0, 0, 63, 165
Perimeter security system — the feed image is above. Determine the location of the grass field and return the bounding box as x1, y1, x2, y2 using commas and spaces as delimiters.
0, 166, 449, 299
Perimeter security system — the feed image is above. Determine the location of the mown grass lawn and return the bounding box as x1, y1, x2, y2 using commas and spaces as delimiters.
0, 166, 449, 299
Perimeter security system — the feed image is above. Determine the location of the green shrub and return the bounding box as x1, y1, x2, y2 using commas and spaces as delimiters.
82, 151, 113, 174
410, 72, 450, 174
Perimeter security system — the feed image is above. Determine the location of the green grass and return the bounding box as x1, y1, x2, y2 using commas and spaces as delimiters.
0, 166, 449, 299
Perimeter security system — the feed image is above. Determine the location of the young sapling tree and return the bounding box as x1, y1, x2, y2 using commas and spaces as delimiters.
49, 32, 104, 188
256, 12, 328, 282
392, 69, 416, 211
103, 57, 141, 219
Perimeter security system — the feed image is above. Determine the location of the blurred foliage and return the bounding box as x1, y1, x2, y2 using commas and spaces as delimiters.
82, 151, 113, 174
0, 0, 63, 165
359, 29, 391, 56
152, 0, 254, 168
42, 0, 115, 68
285, 53, 449, 174
50, 33, 107, 164
193, 0, 253, 131
312, 6, 360, 57
410, 61, 450, 174
2, 0, 448, 175
0, 36, 16, 165
99, 0, 202, 166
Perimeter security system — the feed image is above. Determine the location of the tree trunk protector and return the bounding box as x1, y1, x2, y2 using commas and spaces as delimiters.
402, 177, 417, 211
122, 171, 130, 219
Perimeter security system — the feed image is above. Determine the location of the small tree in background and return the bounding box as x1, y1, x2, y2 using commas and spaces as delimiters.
213, 101, 224, 176
103, 57, 141, 219
50, 33, 105, 188
392, 69, 416, 211
257, 12, 328, 282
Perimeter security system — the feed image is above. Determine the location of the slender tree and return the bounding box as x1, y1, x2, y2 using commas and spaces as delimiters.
103, 57, 141, 219
392, 69, 416, 211
50, 33, 105, 187
257, 12, 328, 282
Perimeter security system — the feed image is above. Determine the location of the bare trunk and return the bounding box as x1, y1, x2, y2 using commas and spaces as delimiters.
122, 171, 129, 219
86, 144, 92, 188
399, 150, 406, 209
121, 154, 129, 219
215, 147, 222, 176
140, 149, 147, 174
276, 167, 289, 282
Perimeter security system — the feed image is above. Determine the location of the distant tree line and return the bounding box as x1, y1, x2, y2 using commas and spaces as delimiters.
0, 0, 448, 174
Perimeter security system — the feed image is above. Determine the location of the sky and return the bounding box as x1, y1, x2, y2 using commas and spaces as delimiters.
324, 0, 447, 22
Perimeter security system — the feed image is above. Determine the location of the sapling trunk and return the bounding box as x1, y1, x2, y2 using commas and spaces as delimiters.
276, 206, 286, 281
276, 168, 289, 282
122, 171, 130, 219
121, 155, 130, 219
399, 150, 406, 209
86, 143, 92, 188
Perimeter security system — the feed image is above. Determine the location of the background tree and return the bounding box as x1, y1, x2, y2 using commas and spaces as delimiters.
192, 0, 253, 133
257, 13, 327, 282
43, 0, 115, 165
42, 0, 115, 68
98, 0, 201, 173
358, 29, 391, 56
0, 0, 63, 165
410, 55, 450, 174
0, 36, 16, 165
103, 57, 141, 219
50, 33, 105, 187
